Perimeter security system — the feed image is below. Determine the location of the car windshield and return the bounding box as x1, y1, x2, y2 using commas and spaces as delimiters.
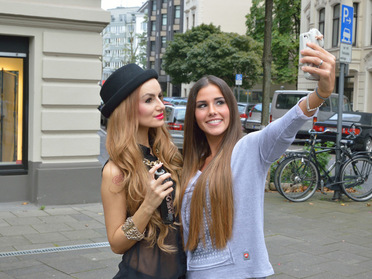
329, 96, 352, 112
329, 113, 361, 122
174, 108, 185, 123
275, 94, 305, 109
238, 105, 246, 114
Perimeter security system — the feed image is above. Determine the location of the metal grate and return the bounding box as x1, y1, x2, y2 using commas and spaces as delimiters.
0, 242, 110, 258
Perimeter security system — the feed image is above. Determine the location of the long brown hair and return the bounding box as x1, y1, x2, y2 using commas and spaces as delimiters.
181, 75, 242, 250
106, 87, 183, 253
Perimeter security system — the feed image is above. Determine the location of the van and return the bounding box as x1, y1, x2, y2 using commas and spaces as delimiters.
270, 90, 352, 137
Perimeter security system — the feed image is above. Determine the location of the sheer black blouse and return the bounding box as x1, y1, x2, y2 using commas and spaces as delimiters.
113, 145, 186, 279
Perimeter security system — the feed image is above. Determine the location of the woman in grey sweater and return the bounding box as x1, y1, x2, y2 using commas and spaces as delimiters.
180, 42, 335, 278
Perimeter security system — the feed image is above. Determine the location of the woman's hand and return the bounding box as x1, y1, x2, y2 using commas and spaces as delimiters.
142, 163, 174, 213
300, 42, 336, 99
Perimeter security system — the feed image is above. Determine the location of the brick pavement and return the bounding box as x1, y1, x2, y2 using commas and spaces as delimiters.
0, 192, 371, 278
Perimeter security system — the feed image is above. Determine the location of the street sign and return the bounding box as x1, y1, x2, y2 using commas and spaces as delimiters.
340, 43, 352, 63
340, 5, 353, 45
235, 74, 242, 86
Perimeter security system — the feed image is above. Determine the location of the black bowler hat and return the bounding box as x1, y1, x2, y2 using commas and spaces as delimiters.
99, 64, 158, 118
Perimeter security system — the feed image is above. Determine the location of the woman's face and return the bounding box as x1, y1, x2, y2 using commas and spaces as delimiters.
195, 84, 230, 140
137, 79, 165, 130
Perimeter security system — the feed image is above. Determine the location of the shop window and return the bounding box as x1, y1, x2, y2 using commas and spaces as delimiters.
0, 35, 28, 174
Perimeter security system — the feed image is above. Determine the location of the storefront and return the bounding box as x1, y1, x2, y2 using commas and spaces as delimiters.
0, 0, 109, 204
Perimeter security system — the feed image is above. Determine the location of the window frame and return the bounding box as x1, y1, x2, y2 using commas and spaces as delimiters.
0, 35, 29, 175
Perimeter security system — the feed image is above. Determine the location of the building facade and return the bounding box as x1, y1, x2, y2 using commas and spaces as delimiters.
102, 6, 147, 82
0, 0, 109, 204
181, 0, 253, 96
146, 0, 184, 97
299, 0, 372, 112
183, 0, 252, 33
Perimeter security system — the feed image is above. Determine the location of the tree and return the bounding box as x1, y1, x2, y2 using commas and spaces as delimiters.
163, 24, 262, 88
246, 0, 301, 85
122, 31, 147, 68
261, 0, 273, 127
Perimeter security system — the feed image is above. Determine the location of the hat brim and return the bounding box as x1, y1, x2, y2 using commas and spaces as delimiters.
101, 69, 158, 118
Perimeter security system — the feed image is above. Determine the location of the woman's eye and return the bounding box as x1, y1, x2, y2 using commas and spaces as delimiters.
197, 104, 206, 108
145, 98, 153, 103
217, 100, 225, 105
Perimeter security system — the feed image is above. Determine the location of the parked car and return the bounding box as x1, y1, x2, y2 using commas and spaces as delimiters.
313, 112, 372, 151
170, 97, 187, 106
270, 90, 352, 138
237, 102, 256, 131
164, 105, 185, 150
244, 103, 271, 132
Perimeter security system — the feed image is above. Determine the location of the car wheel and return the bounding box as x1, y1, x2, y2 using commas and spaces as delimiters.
364, 136, 372, 152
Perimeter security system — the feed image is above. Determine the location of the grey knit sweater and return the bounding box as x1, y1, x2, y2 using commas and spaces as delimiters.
181, 104, 312, 279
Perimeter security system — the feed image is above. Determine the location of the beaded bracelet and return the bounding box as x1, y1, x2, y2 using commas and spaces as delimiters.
121, 217, 146, 241
315, 87, 328, 101
306, 92, 324, 112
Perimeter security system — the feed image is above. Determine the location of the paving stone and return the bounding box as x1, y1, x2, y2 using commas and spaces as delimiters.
38, 215, 79, 224
24, 232, 68, 244
31, 223, 72, 234
0, 235, 30, 249
43, 207, 80, 216
0, 225, 38, 236
60, 229, 104, 241
39, 255, 107, 274
4, 216, 44, 226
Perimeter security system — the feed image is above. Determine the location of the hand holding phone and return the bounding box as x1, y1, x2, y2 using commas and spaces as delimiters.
299, 28, 324, 81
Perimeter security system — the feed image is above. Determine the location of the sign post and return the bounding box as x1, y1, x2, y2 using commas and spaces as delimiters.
235, 74, 242, 102
334, 4, 353, 200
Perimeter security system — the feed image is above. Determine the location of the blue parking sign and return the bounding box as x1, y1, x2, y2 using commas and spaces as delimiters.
235, 74, 242, 86
340, 5, 353, 45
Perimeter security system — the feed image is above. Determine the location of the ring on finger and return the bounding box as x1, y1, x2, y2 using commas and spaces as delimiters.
317, 59, 323, 68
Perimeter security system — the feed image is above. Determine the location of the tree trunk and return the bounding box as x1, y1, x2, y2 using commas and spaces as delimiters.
261, 0, 273, 128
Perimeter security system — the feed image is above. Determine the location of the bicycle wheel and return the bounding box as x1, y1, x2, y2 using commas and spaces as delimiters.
340, 156, 372, 202
276, 156, 319, 202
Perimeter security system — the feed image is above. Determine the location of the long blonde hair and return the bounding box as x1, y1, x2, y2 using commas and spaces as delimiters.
181, 75, 242, 250
106, 88, 183, 253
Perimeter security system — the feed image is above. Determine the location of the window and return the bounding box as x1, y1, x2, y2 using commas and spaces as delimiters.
0, 35, 28, 173
151, 21, 156, 31
174, 6, 180, 19
318, 8, 325, 35
192, 14, 195, 27
161, 36, 166, 48
352, 3, 358, 46
152, 1, 157, 11
151, 41, 156, 52
162, 14, 167, 26
332, 4, 340, 47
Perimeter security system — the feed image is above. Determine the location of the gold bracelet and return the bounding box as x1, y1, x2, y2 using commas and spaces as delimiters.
306, 92, 324, 112
121, 217, 146, 241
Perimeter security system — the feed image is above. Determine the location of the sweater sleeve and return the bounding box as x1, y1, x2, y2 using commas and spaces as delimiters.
257, 101, 314, 164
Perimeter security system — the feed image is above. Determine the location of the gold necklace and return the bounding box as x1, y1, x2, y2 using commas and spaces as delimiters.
143, 158, 162, 167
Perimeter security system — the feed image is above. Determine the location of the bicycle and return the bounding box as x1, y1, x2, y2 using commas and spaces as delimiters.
274, 129, 372, 202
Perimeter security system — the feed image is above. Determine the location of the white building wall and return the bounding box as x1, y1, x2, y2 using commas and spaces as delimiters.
0, 0, 110, 204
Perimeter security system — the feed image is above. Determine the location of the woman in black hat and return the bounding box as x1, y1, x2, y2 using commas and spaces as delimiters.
99, 64, 186, 279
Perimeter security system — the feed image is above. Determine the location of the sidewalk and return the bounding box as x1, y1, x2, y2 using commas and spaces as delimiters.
0, 192, 371, 278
